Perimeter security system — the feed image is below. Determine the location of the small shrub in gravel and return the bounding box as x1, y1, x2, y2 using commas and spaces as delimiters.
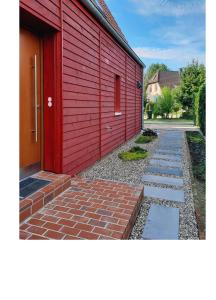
142, 128, 158, 137
118, 146, 149, 161
135, 135, 156, 144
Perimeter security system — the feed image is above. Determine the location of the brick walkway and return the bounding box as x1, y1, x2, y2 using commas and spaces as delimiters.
20, 177, 143, 240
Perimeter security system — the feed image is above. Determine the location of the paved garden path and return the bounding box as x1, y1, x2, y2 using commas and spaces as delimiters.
135, 129, 198, 240
81, 124, 199, 240
141, 131, 184, 239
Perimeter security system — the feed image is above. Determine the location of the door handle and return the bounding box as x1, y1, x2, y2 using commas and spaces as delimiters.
34, 54, 38, 143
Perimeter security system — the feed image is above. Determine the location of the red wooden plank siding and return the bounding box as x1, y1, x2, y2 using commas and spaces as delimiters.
20, 0, 143, 176
100, 32, 126, 157
20, 0, 61, 29
62, 0, 101, 175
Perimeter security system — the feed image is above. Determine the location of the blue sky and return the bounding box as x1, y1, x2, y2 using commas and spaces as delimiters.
105, 0, 205, 71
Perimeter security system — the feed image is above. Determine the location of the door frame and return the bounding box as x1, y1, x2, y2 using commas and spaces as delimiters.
20, 7, 63, 174
43, 32, 62, 173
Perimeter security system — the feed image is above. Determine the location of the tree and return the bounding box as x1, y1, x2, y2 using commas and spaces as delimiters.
178, 59, 205, 110
156, 87, 174, 118
144, 63, 170, 92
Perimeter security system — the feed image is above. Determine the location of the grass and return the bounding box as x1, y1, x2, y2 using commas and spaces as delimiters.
186, 131, 205, 239
135, 135, 157, 144
144, 118, 194, 124
118, 146, 149, 161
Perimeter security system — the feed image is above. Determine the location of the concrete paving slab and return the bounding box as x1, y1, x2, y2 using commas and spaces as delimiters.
142, 204, 179, 240
149, 159, 182, 168
158, 143, 182, 149
144, 186, 185, 202
154, 149, 182, 156
145, 166, 183, 177
152, 153, 181, 161
141, 174, 184, 186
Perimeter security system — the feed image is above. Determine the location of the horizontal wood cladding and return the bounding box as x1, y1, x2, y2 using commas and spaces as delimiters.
61, 0, 143, 175
62, 0, 101, 175
20, 0, 61, 29
20, 0, 143, 176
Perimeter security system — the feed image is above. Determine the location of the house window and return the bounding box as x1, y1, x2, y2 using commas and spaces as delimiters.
114, 75, 121, 115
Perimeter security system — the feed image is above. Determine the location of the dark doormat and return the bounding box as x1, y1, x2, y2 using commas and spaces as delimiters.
20, 177, 51, 199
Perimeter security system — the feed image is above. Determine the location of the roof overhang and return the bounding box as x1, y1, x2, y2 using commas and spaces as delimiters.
79, 0, 145, 68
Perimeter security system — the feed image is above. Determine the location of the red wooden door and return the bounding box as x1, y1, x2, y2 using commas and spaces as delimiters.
20, 28, 42, 174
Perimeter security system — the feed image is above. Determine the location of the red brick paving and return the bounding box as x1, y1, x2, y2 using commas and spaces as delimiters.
20, 177, 144, 240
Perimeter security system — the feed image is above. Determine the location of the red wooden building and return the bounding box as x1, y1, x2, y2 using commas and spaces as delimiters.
20, 0, 145, 179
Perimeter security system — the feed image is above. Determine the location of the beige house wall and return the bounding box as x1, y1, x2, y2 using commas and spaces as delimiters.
146, 83, 161, 102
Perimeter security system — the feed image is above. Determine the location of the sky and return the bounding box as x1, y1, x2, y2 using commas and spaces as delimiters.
105, 0, 206, 71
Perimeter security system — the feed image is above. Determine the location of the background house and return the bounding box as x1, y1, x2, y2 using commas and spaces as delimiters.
146, 71, 180, 102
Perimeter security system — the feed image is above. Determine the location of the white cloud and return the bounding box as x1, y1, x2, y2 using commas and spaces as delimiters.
133, 46, 205, 64
152, 21, 205, 47
130, 0, 205, 16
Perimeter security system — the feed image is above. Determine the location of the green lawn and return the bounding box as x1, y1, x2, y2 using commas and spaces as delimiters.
144, 118, 194, 125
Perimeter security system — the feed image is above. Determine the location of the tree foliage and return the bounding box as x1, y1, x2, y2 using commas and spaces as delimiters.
178, 59, 205, 110
153, 87, 174, 118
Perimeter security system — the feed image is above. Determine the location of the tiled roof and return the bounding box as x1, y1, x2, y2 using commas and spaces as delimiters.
90, 0, 128, 43
148, 71, 180, 88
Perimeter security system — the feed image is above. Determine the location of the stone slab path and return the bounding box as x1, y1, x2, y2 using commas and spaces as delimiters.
145, 166, 183, 177
142, 174, 183, 187
140, 130, 188, 240
152, 153, 182, 161
149, 159, 182, 168
144, 186, 184, 202
142, 204, 179, 240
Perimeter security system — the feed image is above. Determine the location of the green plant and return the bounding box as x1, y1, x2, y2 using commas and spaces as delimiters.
187, 132, 204, 144
194, 92, 200, 126
156, 87, 174, 118
130, 146, 146, 153
118, 146, 149, 161
135, 135, 156, 144
186, 131, 205, 181
198, 84, 206, 135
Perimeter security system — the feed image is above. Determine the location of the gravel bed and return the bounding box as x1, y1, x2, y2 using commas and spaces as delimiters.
80, 129, 199, 240
80, 132, 160, 185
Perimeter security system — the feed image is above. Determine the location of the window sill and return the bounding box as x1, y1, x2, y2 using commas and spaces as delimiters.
114, 112, 122, 116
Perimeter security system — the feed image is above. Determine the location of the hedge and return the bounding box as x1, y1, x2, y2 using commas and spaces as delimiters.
194, 83, 206, 135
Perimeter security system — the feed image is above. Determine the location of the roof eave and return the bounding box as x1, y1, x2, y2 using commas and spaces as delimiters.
79, 0, 145, 68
